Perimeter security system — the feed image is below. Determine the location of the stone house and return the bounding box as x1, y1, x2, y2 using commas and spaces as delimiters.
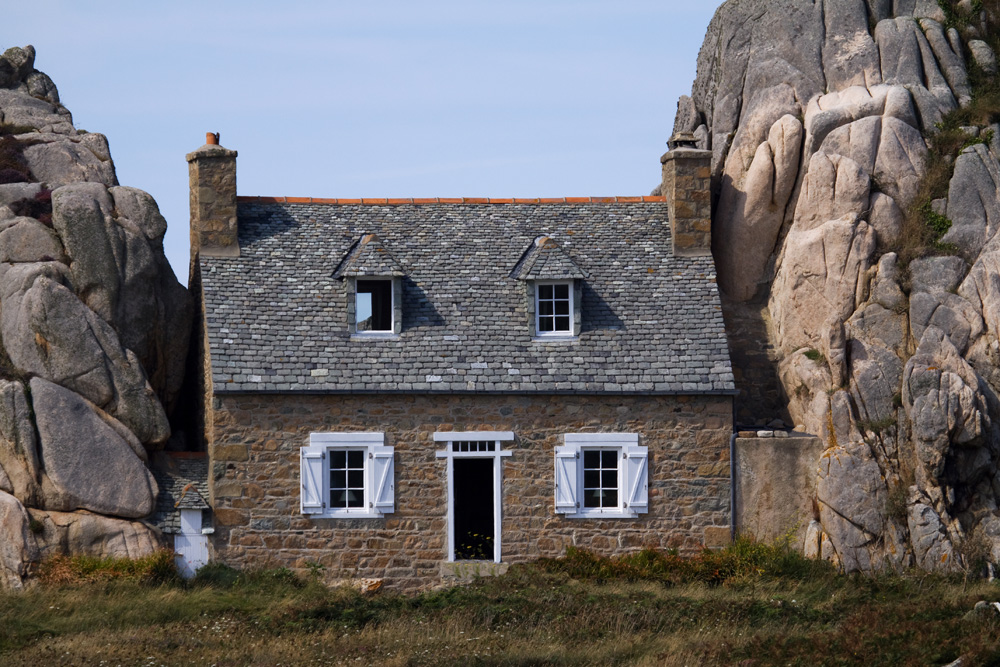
188, 133, 736, 590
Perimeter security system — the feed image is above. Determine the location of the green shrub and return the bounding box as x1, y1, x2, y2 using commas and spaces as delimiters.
535, 536, 832, 587
803, 348, 825, 362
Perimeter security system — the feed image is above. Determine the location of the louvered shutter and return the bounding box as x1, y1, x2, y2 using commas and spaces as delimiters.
624, 445, 649, 514
300, 445, 326, 514
554, 446, 579, 513
371, 446, 395, 514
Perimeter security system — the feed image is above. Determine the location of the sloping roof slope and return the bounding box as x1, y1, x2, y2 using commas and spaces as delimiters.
200, 200, 734, 395
150, 453, 210, 535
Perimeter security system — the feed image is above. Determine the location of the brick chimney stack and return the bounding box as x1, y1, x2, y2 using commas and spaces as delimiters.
660, 133, 712, 257
187, 132, 239, 262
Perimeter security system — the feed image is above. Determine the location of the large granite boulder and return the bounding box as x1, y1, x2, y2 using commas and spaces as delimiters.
675, 1, 1000, 573
0, 490, 36, 589
31, 378, 158, 519
0, 46, 191, 586
29, 509, 162, 561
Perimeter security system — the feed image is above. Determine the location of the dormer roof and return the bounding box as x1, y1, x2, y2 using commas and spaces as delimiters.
333, 233, 406, 278
511, 235, 589, 280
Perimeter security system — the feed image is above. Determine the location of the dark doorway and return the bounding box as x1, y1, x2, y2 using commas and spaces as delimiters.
453, 458, 494, 560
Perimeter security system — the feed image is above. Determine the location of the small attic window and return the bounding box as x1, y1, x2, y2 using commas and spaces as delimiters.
511, 236, 588, 340
536, 281, 573, 335
357, 279, 393, 332
333, 233, 405, 337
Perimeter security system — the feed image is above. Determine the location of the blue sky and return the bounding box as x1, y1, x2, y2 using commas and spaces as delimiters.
6, 1, 723, 283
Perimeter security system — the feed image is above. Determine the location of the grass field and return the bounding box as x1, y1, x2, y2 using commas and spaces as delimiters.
2, 544, 1000, 665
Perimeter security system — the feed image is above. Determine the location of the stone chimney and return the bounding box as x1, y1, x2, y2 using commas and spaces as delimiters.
660, 132, 712, 257
187, 132, 239, 259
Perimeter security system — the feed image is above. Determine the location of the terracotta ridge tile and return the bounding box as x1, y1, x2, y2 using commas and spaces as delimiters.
237, 195, 665, 205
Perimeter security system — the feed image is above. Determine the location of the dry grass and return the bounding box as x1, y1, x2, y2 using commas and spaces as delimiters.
2, 546, 1000, 665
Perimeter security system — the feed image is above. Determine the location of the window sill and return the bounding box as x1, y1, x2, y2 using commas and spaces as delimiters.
351, 332, 400, 341
560, 509, 640, 519
532, 335, 578, 344
308, 510, 388, 520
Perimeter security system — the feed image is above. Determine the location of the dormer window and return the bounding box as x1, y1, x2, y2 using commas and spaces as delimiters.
536, 281, 573, 335
511, 235, 588, 340
357, 279, 394, 332
333, 233, 406, 337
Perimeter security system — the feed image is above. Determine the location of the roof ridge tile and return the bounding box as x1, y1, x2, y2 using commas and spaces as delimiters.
236, 196, 667, 205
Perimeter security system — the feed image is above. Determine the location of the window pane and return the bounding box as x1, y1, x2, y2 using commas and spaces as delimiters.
346, 490, 363, 508
553, 284, 569, 299
347, 470, 364, 488
584, 489, 601, 508
357, 280, 392, 331
539, 300, 554, 316
583, 450, 600, 468
554, 300, 569, 316
331, 490, 347, 507
601, 450, 617, 467
604, 490, 618, 508
539, 284, 553, 299
331, 450, 346, 468
331, 470, 347, 489
554, 316, 570, 331
539, 317, 554, 332
602, 470, 617, 487
584, 470, 600, 488
347, 450, 365, 468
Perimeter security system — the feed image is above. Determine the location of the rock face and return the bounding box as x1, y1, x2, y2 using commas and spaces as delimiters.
0, 46, 191, 587
677, 1, 1000, 571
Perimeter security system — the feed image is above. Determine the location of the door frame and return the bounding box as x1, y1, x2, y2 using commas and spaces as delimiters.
435, 431, 513, 563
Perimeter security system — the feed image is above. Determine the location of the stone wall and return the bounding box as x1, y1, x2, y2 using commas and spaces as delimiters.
734, 433, 824, 549
206, 392, 732, 591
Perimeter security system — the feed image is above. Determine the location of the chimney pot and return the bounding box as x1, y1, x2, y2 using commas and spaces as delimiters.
206, 132, 220, 145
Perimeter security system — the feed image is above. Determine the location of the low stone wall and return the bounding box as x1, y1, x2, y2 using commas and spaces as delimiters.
206, 392, 732, 591
734, 433, 824, 549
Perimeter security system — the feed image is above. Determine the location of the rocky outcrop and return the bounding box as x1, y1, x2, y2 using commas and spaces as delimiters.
0, 46, 190, 587
677, 1, 1000, 571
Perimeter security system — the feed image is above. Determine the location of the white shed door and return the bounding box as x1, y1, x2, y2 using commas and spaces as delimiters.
174, 509, 209, 579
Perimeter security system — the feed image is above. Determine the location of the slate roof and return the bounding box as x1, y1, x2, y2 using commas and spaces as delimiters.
200, 198, 735, 395
511, 236, 589, 280
333, 233, 406, 278
150, 453, 210, 535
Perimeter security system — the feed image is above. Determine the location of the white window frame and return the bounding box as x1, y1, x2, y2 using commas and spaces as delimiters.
555, 433, 647, 519
435, 431, 514, 563
354, 277, 395, 335
534, 280, 574, 337
300, 432, 394, 519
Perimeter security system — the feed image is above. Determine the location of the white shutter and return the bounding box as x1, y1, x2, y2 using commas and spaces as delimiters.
300, 445, 326, 514
371, 446, 395, 514
624, 445, 649, 514
554, 445, 579, 513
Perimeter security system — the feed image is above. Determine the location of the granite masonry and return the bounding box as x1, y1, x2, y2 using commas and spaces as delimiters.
207, 393, 732, 589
